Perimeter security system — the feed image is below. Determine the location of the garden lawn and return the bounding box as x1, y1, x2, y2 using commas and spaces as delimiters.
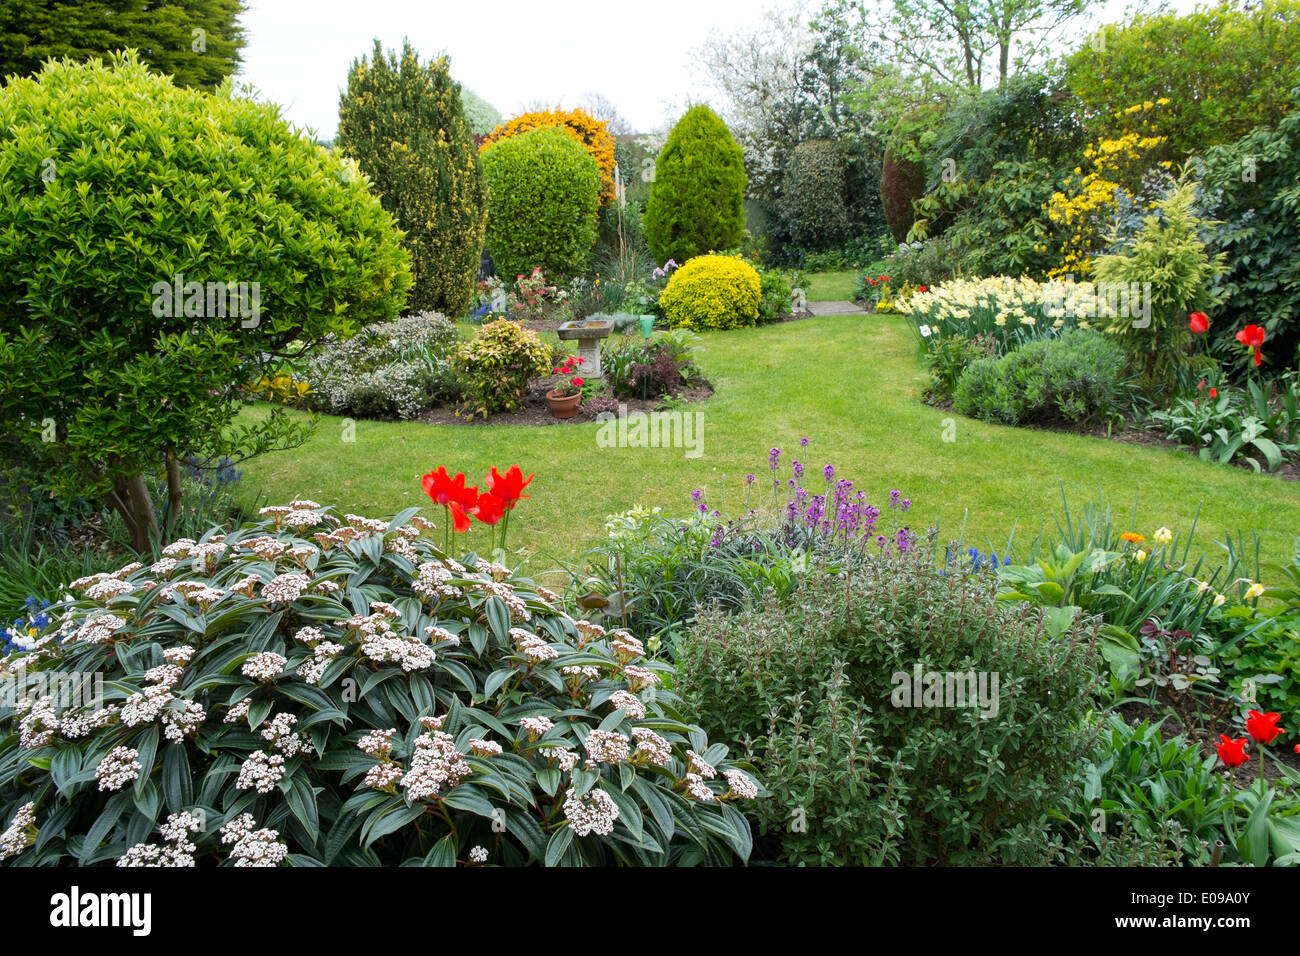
802, 269, 858, 301
238, 313, 1300, 578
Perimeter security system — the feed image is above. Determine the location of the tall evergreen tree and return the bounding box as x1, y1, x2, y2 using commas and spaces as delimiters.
337, 40, 487, 317
644, 105, 747, 264
0, 0, 247, 91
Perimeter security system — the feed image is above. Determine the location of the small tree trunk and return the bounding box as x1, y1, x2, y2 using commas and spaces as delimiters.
110, 474, 160, 553
164, 450, 184, 542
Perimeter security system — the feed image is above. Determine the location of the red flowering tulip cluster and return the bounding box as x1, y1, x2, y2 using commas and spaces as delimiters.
1215, 709, 1290, 770
868, 274, 891, 287
421, 464, 533, 553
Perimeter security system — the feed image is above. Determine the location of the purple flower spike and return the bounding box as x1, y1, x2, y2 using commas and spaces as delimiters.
691, 489, 703, 503
799, 437, 810, 448
769, 448, 781, 470
745, 473, 755, 485
823, 464, 835, 483
792, 459, 804, 480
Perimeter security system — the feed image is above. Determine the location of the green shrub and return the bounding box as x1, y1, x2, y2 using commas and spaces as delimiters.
756, 267, 797, 323
600, 330, 703, 400
337, 41, 487, 318
677, 558, 1101, 865
1201, 101, 1300, 366
0, 52, 411, 552
925, 334, 991, 403
482, 126, 601, 279
644, 105, 746, 264
778, 140, 850, 252
304, 312, 461, 421
1067, 0, 1300, 161
1092, 181, 1225, 398
658, 255, 761, 332
953, 330, 1126, 427
0, 505, 757, 866
453, 320, 552, 417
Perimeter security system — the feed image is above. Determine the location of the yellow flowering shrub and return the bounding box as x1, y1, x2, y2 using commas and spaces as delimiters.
481, 108, 617, 204
1044, 101, 1171, 278
659, 255, 761, 332
247, 372, 311, 405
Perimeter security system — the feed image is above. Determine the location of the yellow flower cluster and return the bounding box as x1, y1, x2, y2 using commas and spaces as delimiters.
1044, 102, 1170, 279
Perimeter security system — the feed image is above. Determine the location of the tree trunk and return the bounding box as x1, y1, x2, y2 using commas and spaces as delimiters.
110, 473, 159, 553
164, 450, 184, 542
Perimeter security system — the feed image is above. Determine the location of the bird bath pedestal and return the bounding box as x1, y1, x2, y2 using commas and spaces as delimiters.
556, 318, 613, 377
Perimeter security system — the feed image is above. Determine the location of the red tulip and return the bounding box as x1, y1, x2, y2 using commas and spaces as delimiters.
1209, 387, 1218, 399
448, 500, 473, 533
918, 285, 927, 292
474, 491, 506, 526
1189, 312, 1209, 334
1236, 325, 1266, 366
422, 467, 470, 507
1245, 710, 1284, 744
1216, 734, 1249, 768
486, 465, 534, 509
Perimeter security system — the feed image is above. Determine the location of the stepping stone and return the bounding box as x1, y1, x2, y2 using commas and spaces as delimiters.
805, 300, 869, 316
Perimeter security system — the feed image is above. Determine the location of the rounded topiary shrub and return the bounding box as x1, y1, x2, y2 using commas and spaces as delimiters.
658, 254, 761, 332
452, 319, 553, 417
482, 126, 601, 279
677, 556, 1101, 866
644, 105, 747, 264
0, 504, 757, 867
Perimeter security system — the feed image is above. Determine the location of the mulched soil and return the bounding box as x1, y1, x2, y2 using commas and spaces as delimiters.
1117, 699, 1300, 788
415, 377, 714, 428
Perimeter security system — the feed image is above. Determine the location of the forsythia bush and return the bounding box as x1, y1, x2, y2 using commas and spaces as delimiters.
1044, 102, 1170, 278
482, 127, 601, 279
453, 320, 552, 417
658, 255, 761, 332
0, 506, 757, 866
481, 108, 617, 204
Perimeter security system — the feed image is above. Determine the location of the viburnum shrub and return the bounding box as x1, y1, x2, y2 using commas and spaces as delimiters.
659, 255, 761, 332
0, 502, 758, 867
453, 319, 553, 417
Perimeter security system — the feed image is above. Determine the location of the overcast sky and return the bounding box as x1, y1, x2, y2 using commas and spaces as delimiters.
234, 0, 1198, 141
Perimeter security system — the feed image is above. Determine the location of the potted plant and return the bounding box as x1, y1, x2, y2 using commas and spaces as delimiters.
546, 355, 586, 418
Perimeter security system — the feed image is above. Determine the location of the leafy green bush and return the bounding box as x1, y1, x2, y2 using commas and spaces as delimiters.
777, 140, 850, 252
1148, 375, 1300, 473
924, 334, 992, 403
658, 255, 761, 332
337, 41, 486, 318
482, 126, 601, 279
1218, 604, 1300, 719
0, 504, 759, 867
1067, 0, 1300, 160
953, 330, 1127, 428
677, 558, 1101, 865
304, 312, 461, 421
644, 105, 747, 264
600, 330, 703, 401
453, 320, 552, 417
0, 53, 411, 552
1201, 101, 1300, 366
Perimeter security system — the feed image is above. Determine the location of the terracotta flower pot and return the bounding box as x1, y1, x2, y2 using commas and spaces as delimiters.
546, 389, 582, 419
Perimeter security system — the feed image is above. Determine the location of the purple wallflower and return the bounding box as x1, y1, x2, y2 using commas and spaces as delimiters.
823, 464, 835, 483
792, 459, 804, 480
745, 474, 755, 486
889, 489, 902, 509
799, 437, 810, 448
901, 498, 912, 512
769, 448, 781, 470
691, 489, 703, 503
896, 527, 911, 553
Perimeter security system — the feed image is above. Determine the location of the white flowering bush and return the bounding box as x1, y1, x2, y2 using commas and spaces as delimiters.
302, 312, 461, 420
0, 503, 756, 866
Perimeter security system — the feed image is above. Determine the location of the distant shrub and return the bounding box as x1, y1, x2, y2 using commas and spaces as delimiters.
644, 106, 747, 264
778, 140, 850, 252
658, 255, 761, 332
953, 329, 1126, 427
453, 320, 552, 417
482, 127, 601, 279
303, 312, 460, 420
481, 108, 617, 204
